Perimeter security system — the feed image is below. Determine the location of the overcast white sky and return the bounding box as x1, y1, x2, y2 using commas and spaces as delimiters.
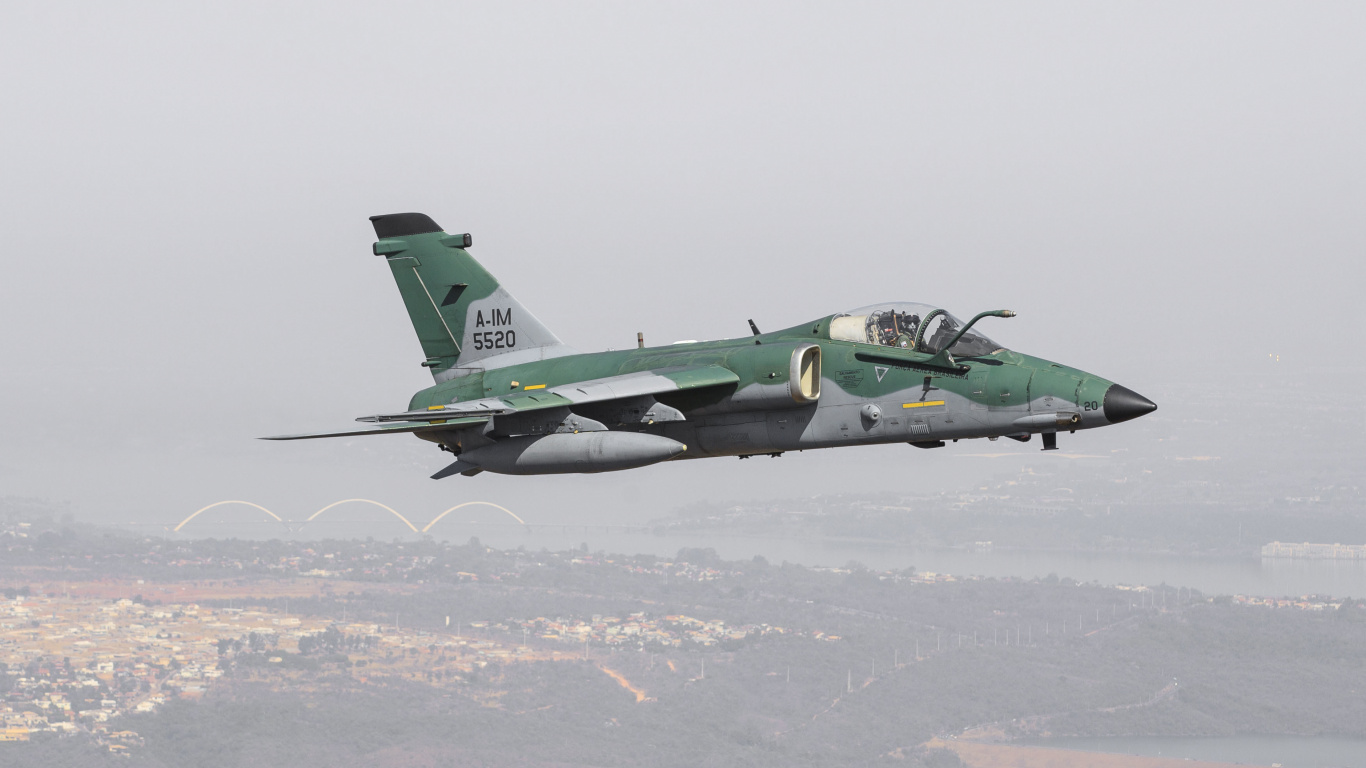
1, 3, 1362, 528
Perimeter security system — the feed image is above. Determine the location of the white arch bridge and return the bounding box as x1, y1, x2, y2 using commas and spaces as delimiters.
172, 499, 527, 534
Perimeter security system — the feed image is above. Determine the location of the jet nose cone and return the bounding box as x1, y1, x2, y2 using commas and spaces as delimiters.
1103, 384, 1157, 424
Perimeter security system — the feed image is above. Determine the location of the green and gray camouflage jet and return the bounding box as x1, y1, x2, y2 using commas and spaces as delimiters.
266, 213, 1157, 477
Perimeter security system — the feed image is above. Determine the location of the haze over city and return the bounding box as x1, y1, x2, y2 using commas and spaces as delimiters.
2, 3, 1364, 767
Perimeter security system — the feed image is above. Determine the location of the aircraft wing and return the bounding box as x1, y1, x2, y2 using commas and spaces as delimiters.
261, 416, 490, 441
356, 365, 739, 424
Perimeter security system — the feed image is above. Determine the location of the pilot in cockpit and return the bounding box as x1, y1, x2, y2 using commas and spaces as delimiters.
870, 310, 921, 348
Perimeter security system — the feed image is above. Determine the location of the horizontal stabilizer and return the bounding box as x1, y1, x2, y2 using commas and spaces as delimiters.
431, 459, 482, 479
260, 417, 488, 441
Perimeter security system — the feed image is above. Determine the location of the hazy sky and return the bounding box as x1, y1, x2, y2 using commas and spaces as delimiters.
1, 3, 1362, 528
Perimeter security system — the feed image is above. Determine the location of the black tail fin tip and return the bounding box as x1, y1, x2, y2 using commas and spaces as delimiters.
370, 213, 443, 239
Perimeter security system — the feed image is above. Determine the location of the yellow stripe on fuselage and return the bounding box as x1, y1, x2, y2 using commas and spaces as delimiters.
903, 400, 946, 409
523, 384, 546, 390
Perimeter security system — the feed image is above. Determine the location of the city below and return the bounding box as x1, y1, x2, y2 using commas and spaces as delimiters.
3, 510, 1364, 767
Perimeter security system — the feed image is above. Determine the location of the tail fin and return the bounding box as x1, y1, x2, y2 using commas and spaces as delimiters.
369, 213, 576, 380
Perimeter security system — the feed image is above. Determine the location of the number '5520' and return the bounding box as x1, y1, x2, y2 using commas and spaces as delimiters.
472, 330, 516, 350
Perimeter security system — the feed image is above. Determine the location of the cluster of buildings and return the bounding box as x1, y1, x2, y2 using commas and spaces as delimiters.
1230, 595, 1346, 611
483, 612, 829, 650
0, 595, 328, 745
0, 594, 548, 746
566, 552, 749, 582
1261, 541, 1366, 559
0, 581, 831, 751
809, 565, 960, 585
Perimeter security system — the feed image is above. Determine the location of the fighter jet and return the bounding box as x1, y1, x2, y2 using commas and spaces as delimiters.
266, 213, 1156, 478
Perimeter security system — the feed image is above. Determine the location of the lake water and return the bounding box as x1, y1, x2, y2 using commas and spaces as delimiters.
1019, 735, 1366, 768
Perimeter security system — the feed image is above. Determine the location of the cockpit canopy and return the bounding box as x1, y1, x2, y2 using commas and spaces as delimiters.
829, 302, 1005, 357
